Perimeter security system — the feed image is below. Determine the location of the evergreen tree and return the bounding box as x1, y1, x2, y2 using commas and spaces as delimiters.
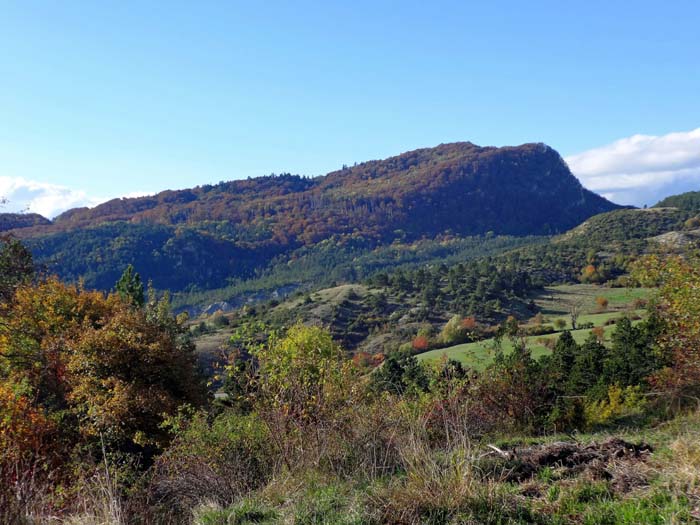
546, 331, 579, 393
372, 350, 429, 394
604, 317, 660, 388
568, 333, 606, 396
115, 264, 145, 307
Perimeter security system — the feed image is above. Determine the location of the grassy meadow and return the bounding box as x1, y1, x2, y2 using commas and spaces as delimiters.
418, 284, 651, 369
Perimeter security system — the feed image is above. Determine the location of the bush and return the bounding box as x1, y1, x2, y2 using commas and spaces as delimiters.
439, 315, 470, 345
211, 311, 230, 327
584, 385, 648, 428
524, 324, 555, 336
149, 411, 275, 517
412, 335, 430, 352
591, 326, 605, 343
595, 296, 609, 311
255, 324, 362, 469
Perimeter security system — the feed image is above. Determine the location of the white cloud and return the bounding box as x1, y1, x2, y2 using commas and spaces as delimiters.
0, 176, 104, 218
565, 128, 700, 207
122, 190, 154, 199
0, 176, 158, 219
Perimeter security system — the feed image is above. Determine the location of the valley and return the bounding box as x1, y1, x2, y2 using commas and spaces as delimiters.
3, 147, 700, 525
3, 6, 699, 522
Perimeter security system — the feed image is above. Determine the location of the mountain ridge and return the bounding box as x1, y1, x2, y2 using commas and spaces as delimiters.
5, 142, 617, 238
1, 141, 621, 293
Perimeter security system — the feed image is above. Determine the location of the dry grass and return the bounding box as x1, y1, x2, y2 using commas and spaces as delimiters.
666, 433, 700, 497
369, 432, 486, 524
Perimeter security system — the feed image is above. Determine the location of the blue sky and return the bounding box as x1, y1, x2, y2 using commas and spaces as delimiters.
1, 1, 699, 215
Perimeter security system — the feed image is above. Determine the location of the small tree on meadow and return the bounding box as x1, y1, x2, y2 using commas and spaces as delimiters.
439, 314, 468, 345
595, 296, 609, 312
568, 300, 584, 330
591, 325, 605, 343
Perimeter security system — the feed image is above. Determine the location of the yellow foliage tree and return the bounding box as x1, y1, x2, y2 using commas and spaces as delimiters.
0, 277, 206, 453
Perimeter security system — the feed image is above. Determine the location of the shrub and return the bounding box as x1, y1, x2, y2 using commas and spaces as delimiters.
684, 216, 700, 229
591, 326, 605, 343
371, 350, 430, 396
412, 335, 430, 352
584, 385, 648, 427
524, 324, 555, 336
254, 324, 362, 469
539, 337, 556, 350
211, 311, 230, 327
632, 297, 648, 309
635, 255, 700, 399
149, 411, 275, 517
439, 315, 472, 345
595, 296, 609, 311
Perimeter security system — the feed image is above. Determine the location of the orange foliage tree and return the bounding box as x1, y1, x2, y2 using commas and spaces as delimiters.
412, 335, 430, 352
0, 277, 207, 456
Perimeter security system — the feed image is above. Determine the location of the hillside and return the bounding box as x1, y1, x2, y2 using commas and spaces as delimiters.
0, 212, 51, 232
3, 142, 618, 295
189, 196, 700, 358
655, 190, 700, 211
5, 159, 700, 525
555, 207, 689, 246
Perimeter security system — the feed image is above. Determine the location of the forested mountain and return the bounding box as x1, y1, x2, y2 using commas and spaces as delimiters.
0, 212, 51, 232
2, 142, 619, 294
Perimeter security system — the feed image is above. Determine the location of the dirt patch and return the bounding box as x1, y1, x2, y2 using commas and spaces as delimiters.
483, 438, 653, 489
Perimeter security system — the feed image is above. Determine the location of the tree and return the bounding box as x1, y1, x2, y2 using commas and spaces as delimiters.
634, 255, 700, 397
568, 299, 584, 330
115, 264, 145, 307
603, 316, 662, 391
67, 293, 207, 449
480, 340, 548, 431
439, 315, 469, 345
372, 349, 429, 395
0, 277, 206, 455
595, 296, 609, 311
412, 335, 429, 352
0, 235, 34, 303
568, 333, 606, 396
255, 324, 354, 420
546, 331, 579, 392
253, 324, 360, 465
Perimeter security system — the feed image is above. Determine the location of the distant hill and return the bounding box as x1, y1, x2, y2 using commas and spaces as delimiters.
556, 207, 688, 246
2, 141, 620, 294
0, 213, 51, 232
654, 190, 700, 212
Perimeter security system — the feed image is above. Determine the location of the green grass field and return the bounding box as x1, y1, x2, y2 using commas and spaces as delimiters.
418, 284, 652, 370
534, 284, 650, 317
417, 323, 620, 370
